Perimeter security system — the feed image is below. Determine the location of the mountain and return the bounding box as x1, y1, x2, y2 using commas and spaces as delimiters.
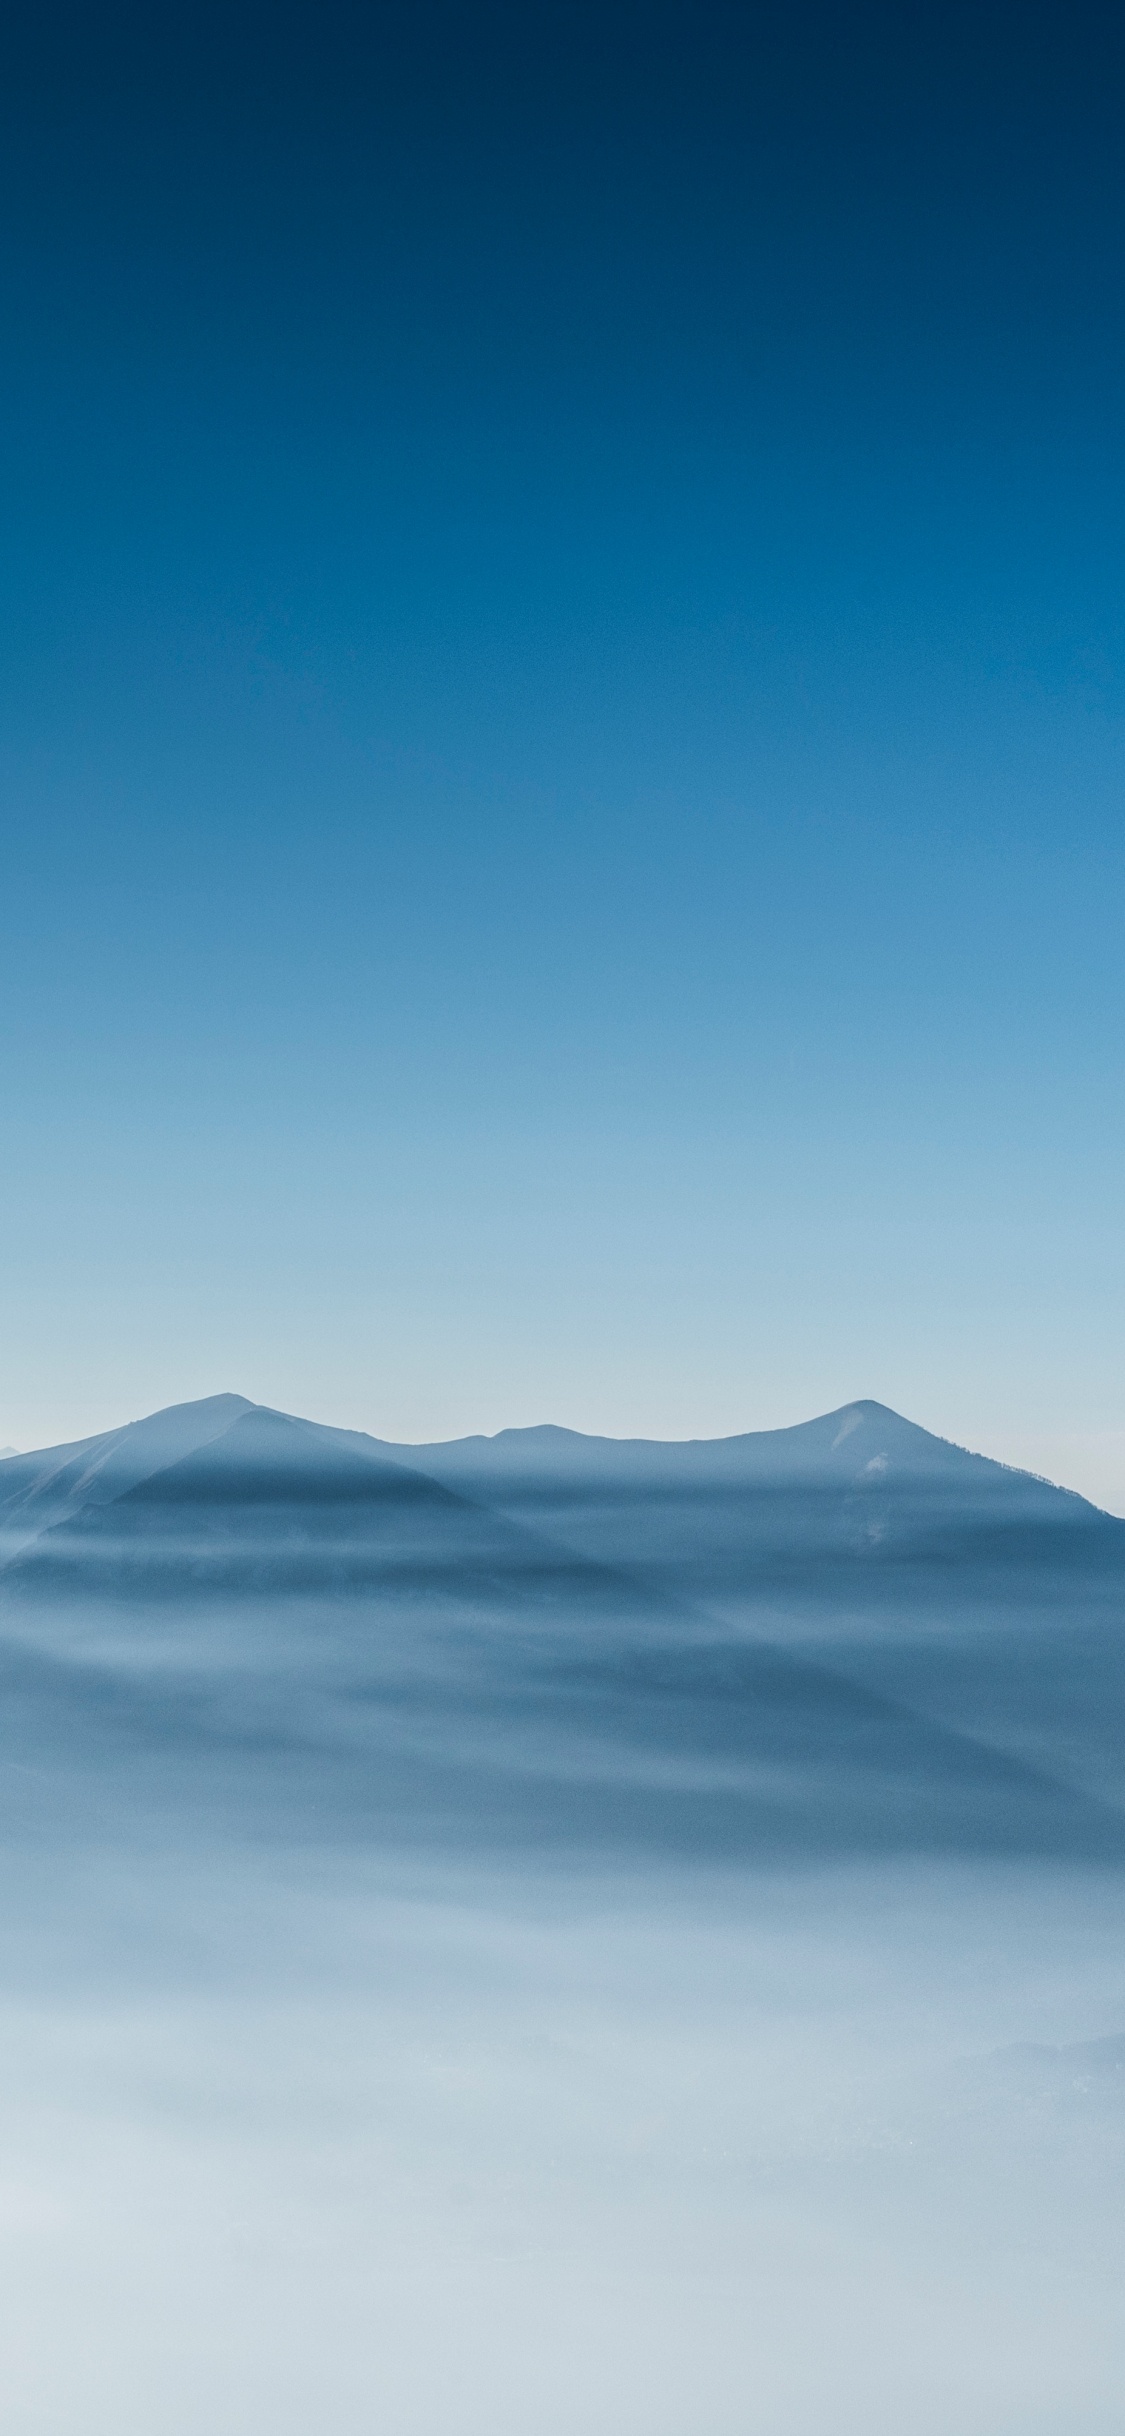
4, 1393, 1113, 1577
376, 1399, 1040, 1489
0, 1391, 1123, 1867
370, 1400, 1125, 1815
0, 1392, 256, 1566
375, 1397, 1124, 1620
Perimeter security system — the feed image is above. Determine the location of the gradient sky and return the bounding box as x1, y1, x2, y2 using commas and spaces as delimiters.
2, 0, 1124, 1504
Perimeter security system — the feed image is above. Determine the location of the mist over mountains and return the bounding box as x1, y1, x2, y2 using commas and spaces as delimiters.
3, 1388, 1114, 1585
2, 1392, 1122, 1867
3, 1393, 1125, 2433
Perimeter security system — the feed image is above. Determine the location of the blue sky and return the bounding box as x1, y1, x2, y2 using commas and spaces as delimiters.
1, 1, 1124, 1503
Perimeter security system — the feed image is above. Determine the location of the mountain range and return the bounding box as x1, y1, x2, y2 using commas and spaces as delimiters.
1, 1393, 1123, 1867
0, 1387, 1113, 1565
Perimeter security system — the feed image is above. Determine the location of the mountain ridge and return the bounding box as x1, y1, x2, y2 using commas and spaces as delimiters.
372, 1398, 1108, 1508
2, 1393, 1119, 1617
2, 1391, 1124, 1866
1, 1391, 1112, 1501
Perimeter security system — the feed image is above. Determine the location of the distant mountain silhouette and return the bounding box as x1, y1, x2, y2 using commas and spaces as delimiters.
0, 1392, 1123, 1868
0, 1393, 256, 1566
374, 1396, 1124, 1611
376, 1399, 1071, 1492
2, 1393, 1114, 1567
1, 1400, 566, 1603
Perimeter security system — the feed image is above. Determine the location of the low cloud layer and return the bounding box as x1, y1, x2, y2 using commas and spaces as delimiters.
1, 1396, 1124, 2431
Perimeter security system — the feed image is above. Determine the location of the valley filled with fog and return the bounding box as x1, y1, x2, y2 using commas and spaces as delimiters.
1, 1396, 1123, 2434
